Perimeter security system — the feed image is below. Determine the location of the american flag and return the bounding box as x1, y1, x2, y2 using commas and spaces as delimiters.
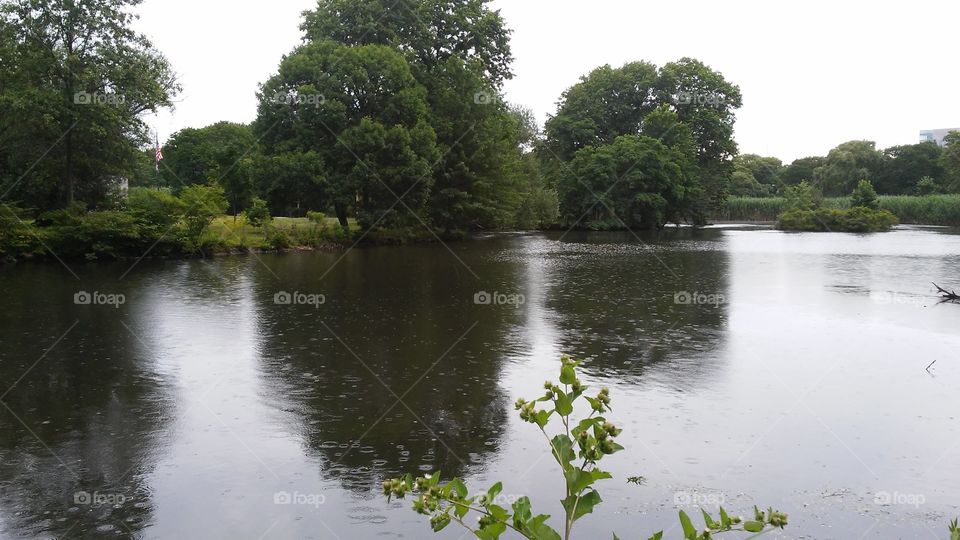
155, 140, 163, 171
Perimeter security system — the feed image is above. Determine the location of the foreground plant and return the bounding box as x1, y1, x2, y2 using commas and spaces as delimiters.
382, 356, 788, 539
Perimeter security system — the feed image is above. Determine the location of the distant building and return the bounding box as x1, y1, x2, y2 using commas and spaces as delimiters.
919, 128, 959, 147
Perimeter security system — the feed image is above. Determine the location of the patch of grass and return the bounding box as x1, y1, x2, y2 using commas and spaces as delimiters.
203, 216, 356, 250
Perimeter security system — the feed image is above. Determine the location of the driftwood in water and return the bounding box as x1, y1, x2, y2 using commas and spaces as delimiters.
933, 282, 960, 302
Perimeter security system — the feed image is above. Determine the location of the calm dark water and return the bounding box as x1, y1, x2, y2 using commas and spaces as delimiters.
1, 226, 960, 539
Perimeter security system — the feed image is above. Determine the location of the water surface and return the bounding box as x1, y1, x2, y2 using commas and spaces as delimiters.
1, 226, 959, 539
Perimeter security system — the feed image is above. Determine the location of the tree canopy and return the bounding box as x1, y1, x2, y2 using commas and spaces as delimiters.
0, 0, 178, 209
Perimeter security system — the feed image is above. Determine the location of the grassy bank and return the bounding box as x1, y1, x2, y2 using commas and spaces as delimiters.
716, 195, 960, 226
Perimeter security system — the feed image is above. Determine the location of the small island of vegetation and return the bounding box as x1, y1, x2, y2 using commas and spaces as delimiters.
777, 179, 899, 232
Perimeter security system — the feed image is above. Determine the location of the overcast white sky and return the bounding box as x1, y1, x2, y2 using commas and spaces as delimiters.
134, 0, 960, 163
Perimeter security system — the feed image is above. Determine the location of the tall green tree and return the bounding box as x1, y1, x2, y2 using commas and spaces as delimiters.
940, 132, 960, 193
162, 122, 256, 215
0, 0, 178, 210
298, 0, 525, 231
813, 140, 884, 196
875, 142, 944, 194
780, 156, 824, 186
543, 59, 740, 226
544, 61, 660, 161
254, 40, 438, 229
301, 0, 513, 87
557, 134, 697, 230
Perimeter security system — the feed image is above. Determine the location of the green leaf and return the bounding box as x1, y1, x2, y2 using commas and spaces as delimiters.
560, 364, 576, 384
550, 435, 576, 468
679, 510, 697, 540
719, 506, 731, 528
647, 533, 663, 540
701, 509, 718, 529
565, 468, 592, 493
562, 490, 602, 523
528, 514, 561, 540
743, 521, 764, 533
454, 500, 469, 519
448, 478, 467, 499
488, 504, 509, 522
476, 522, 507, 539
555, 392, 573, 416
484, 482, 503, 506
512, 496, 532, 526
534, 409, 553, 428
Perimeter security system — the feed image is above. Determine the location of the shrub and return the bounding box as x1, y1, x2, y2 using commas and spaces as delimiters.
244, 197, 271, 227
0, 203, 40, 259
783, 181, 822, 212
45, 210, 145, 259
915, 176, 941, 196
179, 184, 228, 245
777, 207, 898, 232
516, 188, 560, 230
384, 357, 787, 540
128, 187, 185, 231
264, 226, 292, 249
850, 179, 879, 210
306, 210, 327, 224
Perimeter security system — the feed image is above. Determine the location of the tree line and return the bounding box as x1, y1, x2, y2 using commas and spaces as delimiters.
2, 0, 750, 244
730, 135, 960, 198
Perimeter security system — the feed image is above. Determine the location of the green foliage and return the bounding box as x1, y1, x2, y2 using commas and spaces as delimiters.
876, 142, 944, 195
254, 40, 438, 229
383, 357, 786, 540
557, 135, 697, 229
0, 0, 179, 210
777, 206, 898, 232
540, 58, 741, 228
916, 176, 942, 195
941, 132, 960, 192
306, 211, 327, 224
127, 187, 186, 230
850, 179, 879, 209
244, 197, 271, 227
516, 187, 560, 230
719, 194, 960, 226
162, 122, 257, 215
812, 140, 884, 196
779, 156, 824, 186
43, 209, 145, 260
264, 226, 292, 250
783, 180, 822, 212
179, 184, 229, 246
0, 203, 40, 259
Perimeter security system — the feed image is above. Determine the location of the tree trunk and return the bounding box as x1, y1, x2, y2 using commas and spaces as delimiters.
334, 202, 348, 229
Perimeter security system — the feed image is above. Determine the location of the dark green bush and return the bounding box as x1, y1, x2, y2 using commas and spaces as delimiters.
0, 203, 41, 259
777, 207, 898, 232
244, 197, 271, 227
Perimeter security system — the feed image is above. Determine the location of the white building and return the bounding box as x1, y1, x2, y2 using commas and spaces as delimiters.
919, 128, 959, 147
